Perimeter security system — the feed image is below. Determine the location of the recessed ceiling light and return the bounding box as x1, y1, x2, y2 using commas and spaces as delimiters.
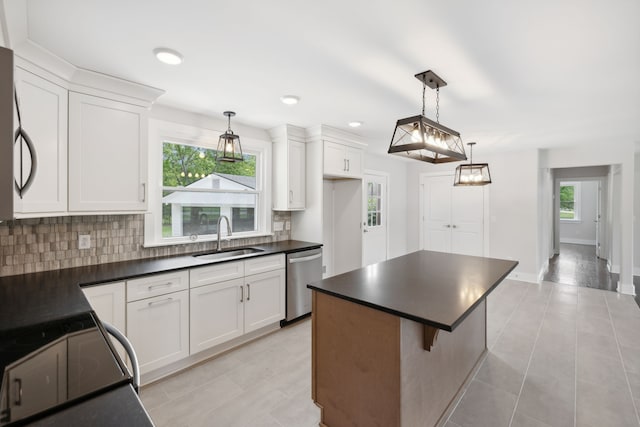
153, 47, 183, 65
348, 121, 363, 128
280, 95, 300, 105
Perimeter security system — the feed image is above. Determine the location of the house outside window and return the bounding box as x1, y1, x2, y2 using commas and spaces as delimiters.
559, 181, 581, 221
367, 182, 383, 227
144, 119, 272, 247
162, 142, 258, 238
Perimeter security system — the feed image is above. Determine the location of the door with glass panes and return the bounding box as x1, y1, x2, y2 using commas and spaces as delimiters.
363, 173, 388, 266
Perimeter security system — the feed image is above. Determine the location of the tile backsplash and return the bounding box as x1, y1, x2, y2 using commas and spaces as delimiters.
0, 212, 291, 277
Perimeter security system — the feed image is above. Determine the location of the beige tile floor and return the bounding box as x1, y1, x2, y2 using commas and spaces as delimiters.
140, 280, 640, 427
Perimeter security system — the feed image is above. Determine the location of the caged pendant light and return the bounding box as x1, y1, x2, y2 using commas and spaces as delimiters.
454, 142, 492, 186
388, 70, 467, 164
215, 111, 244, 162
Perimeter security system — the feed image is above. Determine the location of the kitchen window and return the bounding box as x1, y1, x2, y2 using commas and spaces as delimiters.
144, 119, 272, 247
560, 181, 581, 221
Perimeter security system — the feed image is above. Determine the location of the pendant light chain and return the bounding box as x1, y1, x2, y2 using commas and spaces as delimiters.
436, 85, 440, 123
421, 82, 426, 116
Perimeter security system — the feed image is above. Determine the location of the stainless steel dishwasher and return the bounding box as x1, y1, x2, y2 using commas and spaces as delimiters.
284, 248, 322, 323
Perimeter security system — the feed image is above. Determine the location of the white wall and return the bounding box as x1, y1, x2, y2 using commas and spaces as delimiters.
559, 180, 598, 245
364, 153, 408, 259
635, 153, 640, 275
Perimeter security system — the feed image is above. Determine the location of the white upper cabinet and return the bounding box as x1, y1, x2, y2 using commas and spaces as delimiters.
13, 66, 68, 216
270, 124, 306, 210
68, 92, 148, 212
323, 141, 363, 179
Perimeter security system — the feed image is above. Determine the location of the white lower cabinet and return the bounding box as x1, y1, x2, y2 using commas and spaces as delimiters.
189, 255, 286, 355
126, 290, 189, 374
244, 270, 286, 333
82, 282, 126, 361
190, 278, 244, 354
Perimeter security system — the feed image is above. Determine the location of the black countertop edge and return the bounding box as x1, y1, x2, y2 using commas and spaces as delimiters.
308, 286, 454, 331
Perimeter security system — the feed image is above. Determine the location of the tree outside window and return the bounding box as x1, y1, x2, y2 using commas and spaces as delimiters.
559, 182, 581, 221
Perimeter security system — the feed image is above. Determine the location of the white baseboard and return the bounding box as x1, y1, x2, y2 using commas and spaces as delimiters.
507, 271, 539, 284
559, 238, 596, 245
537, 261, 549, 283
634, 267, 640, 276
617, 282, 637, 296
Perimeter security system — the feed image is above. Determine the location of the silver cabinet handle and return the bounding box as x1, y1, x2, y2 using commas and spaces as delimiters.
240, 285, 244, 302
148, 297, 173, 306
148, 282, 172, 291
347, 159, 350, 171
343, 159, 347, 171
452, 225, 457, 229
444, 224, 451, 228
289, 190, 293, 203
289, 253, 322, 263
141, 183, 146, 202
14, 378, 22, 406
247, 284, 251, 301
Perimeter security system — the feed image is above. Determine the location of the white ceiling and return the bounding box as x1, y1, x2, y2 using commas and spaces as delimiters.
18, 0, 640, 155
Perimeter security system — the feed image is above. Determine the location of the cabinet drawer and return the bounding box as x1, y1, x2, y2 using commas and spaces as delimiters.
126, 271, 189, 302
244, 254, 285, 275
190, 261, 244, 288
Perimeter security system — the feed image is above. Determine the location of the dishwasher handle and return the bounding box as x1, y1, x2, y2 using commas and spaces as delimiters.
289, 253, 322, 264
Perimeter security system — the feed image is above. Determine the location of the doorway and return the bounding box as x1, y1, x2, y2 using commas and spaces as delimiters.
362, 171, 388, 266
545, 170, 614, 290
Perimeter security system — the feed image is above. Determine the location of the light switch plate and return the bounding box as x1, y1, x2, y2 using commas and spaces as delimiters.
78, 234, 91, 250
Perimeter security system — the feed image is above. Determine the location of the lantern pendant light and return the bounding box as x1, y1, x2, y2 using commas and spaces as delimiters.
388, 70, 467, 164
216, 111, 244, 162
454, 142, 492, 186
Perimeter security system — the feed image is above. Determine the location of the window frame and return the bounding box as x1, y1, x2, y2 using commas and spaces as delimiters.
144, 119, 272, 247
559, 181, 581, 222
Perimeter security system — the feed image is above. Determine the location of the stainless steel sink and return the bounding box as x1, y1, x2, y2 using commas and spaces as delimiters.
193, 247, 264, 261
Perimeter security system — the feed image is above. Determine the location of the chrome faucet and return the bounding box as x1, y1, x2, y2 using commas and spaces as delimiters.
216, 215, 232, 252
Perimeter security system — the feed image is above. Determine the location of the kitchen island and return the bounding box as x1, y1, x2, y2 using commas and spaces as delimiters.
308, 250, 518, 427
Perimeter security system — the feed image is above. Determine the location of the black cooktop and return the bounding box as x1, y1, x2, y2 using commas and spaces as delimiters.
0, 312, 131, 426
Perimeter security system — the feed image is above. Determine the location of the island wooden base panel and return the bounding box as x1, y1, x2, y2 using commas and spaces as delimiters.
312, 292, 486, 427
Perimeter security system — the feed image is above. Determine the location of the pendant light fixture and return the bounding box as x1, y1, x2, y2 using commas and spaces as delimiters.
454, 142, 492, 186
215, 111, 244, 162
388, 70, 467, 164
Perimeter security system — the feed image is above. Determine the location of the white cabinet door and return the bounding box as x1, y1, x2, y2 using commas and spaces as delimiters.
323, 141, 363, 179
13, 67, 67, 215
68, 92, 148, 212
127, 289, 189, 374
82, 282, 126, 360
288, 140, 306, 209
323, 141, 347, 177
190, 278, 244, 354
345, 146, 363, 178
244, 269, 285, 333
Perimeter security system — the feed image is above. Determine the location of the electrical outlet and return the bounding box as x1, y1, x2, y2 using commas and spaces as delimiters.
285, 221, 290, 230
78, 234, 91, 250
274, 221, 284, 232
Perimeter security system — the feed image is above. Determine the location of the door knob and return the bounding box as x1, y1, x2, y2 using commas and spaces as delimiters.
444, 224, 451, 228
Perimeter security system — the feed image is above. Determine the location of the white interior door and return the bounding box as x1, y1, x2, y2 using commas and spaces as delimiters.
595, 181, 601, 258
451, 186, 484, 256
423, 175, 453, 253
422, 175, 485, 256
363, 173, 388, 266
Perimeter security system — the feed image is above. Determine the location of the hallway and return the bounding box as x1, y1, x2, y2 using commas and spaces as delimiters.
543, 243, 616, 291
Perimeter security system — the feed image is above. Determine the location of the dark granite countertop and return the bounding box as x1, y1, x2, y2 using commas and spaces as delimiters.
29, 385, 154, 427
0, 239, 320, 426
0, 240, 321, 332
308, 250, 517, 332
